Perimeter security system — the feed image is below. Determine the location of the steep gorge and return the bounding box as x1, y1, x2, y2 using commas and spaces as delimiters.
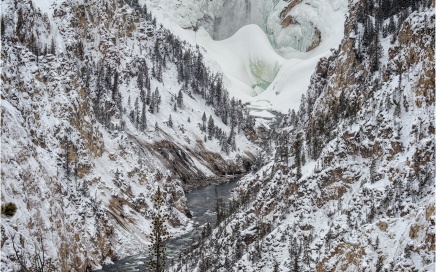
1, 0, 257, 270
1, 0, 434, 271
169, 0, 435, 271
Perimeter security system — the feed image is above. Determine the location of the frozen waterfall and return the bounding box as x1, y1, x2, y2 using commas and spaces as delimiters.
200, 0, 326, 54
210, 0, 276, 40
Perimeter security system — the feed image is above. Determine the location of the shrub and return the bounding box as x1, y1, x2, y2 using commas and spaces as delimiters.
1, 202, 17, 217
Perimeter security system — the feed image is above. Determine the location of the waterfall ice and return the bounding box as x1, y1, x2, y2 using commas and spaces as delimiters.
144, 0, 348, 112
208, 0, 278, 40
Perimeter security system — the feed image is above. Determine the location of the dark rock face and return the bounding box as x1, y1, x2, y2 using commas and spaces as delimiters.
145, 140, 254, 190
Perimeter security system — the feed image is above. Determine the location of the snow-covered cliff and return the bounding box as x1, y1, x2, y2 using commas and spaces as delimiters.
170, 0, 435, 271
1, 0, 434, 271
1, 0, 256, 269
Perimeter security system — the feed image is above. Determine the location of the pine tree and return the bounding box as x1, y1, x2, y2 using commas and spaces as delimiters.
207, 116, 214, 140
227, 126, 236, 152
273, 260, 280, 272
138, 70, 144, 96
201, 112, 207, 132
370, 159, 377, 183
339, 90, 347, 114
134, 97, 139, 128
168, 114, 173, 128
113, 71, 122, 111
154, 88, 161, 112
50, 37, 56, 55
150, 92, 155, 114
177, 63, 184, 83
140, 102, 147, 131
375, 255, 384, 272
1, 15, 5, 37
294, 134, 302, 180
146, 88, 151, 105
370, 30, 383, 72
156, 61, 163, 82
148, 187, 171, 272
177, 90, 183, 108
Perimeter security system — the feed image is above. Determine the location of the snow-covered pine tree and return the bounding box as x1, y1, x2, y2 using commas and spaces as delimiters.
177, 90, 183, 108
148, 187, 171, 272
207, 115, 214, 140
168, 114, 173, 128
140, 102, 147, 131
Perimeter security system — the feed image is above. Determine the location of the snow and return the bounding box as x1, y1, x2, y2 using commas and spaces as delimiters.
1, 0, 258, 268
164, 5, 435, 271
142, 0, 348, 115
31, 0, 53, 14
196, 24, 286, 99
2, 0, 434, 270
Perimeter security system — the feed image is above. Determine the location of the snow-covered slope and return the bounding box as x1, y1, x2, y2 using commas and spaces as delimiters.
2, 0, 433, 271
1, 0, 257, 269
169, 1, 435, 271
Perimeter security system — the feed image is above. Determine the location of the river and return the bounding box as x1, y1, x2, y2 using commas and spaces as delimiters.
95, 177, 240, 271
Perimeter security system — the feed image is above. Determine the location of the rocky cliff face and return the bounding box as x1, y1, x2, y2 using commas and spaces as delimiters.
1, 0, 433, 270
171, 1, 435, 271
1, 0, 256, 270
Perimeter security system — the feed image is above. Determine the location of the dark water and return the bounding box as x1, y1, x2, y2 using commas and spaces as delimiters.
95, 177, 240, 271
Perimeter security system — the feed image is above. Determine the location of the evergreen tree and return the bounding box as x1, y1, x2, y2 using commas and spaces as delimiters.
201, 112, 207, 131
134, 97, 139, 128
140, 102, 147, 131
148, 187, 171, 272
156, 62, 163, 82
150, 92, 156, 113
227, 126, 236, 152
113, 71, 122, 111
177, 63, 184, 83
207, 116, 214, 140
168, 114, 173, 128
50, 37, 56, 55
294, 134, 302, 180
177, 90, 183, 108
370, 30, 383, 72
138, 70, 144, 97
388, 16, 396, 34
146, 88, 151, 105
375, 255, 384, 272
273, 260, 280, 272
1, 16, 5, 37
154, 88, 161, 112
370, 159, 377, 183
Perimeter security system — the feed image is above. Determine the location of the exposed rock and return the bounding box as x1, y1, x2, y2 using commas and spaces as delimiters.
279, 0, 303, 20
281, 15, 299, 28
306, 27, 322, 51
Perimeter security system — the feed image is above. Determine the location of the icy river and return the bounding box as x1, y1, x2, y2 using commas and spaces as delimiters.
95, 177, 240, 271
